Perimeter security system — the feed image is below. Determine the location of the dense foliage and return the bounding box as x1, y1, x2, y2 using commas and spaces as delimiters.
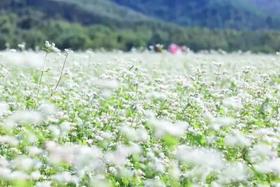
0, 0, 280, 52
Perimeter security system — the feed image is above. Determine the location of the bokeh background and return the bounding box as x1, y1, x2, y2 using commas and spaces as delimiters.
1, 0, 280, 52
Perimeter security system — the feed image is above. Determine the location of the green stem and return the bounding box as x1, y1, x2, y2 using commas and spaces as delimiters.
37, 52, 48, 95
52, 53, 69, 95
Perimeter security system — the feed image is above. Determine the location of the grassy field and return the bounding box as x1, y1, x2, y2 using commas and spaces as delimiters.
0, 51, 279, 186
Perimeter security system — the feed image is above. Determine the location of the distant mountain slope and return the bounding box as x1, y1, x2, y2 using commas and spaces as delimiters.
0, 0, 156, 26
49, 0, 149, 22
2, 0, 280, 30
112, 0, 280, 30
0, 0, 280, 52
250, 0, 280, 17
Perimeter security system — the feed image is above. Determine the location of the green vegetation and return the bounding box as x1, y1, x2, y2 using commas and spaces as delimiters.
0, 52, 279, 186
0, 0, 280, 52
113, 0, 280, 29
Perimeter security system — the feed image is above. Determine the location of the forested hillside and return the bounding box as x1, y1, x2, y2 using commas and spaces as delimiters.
0, 0, 280, 52
112, 0, 280, 30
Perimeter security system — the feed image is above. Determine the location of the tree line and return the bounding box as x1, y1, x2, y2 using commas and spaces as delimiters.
0, 12, 280, 53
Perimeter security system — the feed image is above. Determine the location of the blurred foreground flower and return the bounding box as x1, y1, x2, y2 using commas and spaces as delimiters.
1, 52, 44, 68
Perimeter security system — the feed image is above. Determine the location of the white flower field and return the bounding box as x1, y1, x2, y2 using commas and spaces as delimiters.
0, 51, 279, 186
